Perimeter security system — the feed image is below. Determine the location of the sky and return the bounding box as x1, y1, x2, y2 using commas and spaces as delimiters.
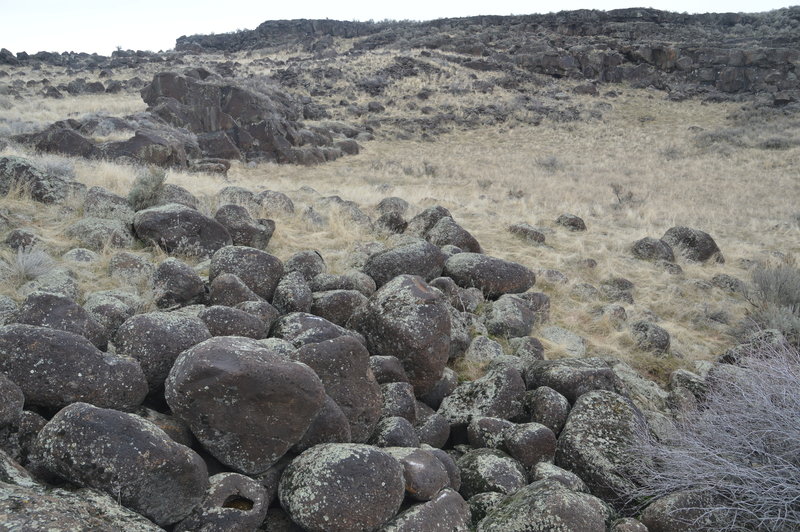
0, 1, 795, 56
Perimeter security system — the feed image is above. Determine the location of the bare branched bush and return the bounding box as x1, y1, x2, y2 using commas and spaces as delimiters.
739, 261, 800, 346
128, 167, 167, 211
627, 340, 800, 531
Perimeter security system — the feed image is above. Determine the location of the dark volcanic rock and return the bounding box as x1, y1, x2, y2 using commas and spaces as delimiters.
198, 305, 268, 338
165, 336, 326, 473
293, 394, 352, 452
362, 239, 446, 287
133, 203, 232, 256
439, 366, 526, 427
631, 236, 675, 262
16, 291, 107, 349
214, 203, 274, 249
153, 257, 206, 308
35, 402, 208, 526
209, 245, 284, 301
310, 289, 368, 326
0, 156, 70, 204
0, 372, 24, 427
381, 488, 470, 531
384, 446, 451, 502
292, 336, 383, 443
524, 357, 621, 403
209, 272, 262, 306
114, 312, 211, 393
662, 226, 724, 263
272, 312, 360, 347
278, 443, 405, 532
457, 448, 528, 499
350, 274, 451, 396
174, 472, 269, 532
443, 253, 535, 299
425, 216, 482, 253
0, 324, 147, 411
272, 271, 313, 314
555, 213, 587, 231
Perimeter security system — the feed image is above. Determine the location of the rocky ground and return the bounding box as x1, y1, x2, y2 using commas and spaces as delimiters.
0, 7, 799, 532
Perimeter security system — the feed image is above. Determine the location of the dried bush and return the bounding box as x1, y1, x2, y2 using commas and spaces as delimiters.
128, 167, 167, 212
627, 340, 800, 531
34, 154, 75, 180
0, 247, 56, 285
739, 262, 800, 346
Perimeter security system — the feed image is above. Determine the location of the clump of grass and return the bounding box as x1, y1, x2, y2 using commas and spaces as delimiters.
0, 247, 57, 286
128, 167, 167, 211
740, 260, 800, 346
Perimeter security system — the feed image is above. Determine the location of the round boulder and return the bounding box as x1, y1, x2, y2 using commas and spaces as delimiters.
362, 239, 446, 288
278, 443, 405, 532
662, 226, 724, 263
209, 245, 284, 301
133, 203, 232, 256
174, 472, 268, 532
443, 253, 535, 299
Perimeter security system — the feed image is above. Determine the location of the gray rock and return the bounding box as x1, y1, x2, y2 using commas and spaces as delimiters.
165, 336, 326, 473
0, 324, 147, 411
457, 448, 527, 499
485, 294, 536, 338
208, 272, 262, 306
363, 239, 446, 288
292, 336, 383, 443
36, 402, 208, 526
174, 472, 269, 532
310, 269, 376, 297
384, 446, 451, 501
153, 257, 206, 308
631, 320, 671, 354
115, 312, 211, 393
108, 251, 154, 285
509, 222, 546, 244
0, 156, 70, 203
419, 367, 458, 410
66, 217, 135, 249
0, 296, 18, 326
443, 253, 535, 299
256, 189, 295, 215
214, 203, 274, 249
350, 274, 451, 396
199, 305, 268, 338
477, 479, 612, 531
555, 213, 587, 231
415, 401, 450, 448
279, 443, 405, 532
0, 372, 24, 427
439, 367, 526, 427
134, 203, 232, 256
273, 271, 312, 314
19, 268, 79, 300
464, 335, 505, 365
236, 300, 280, 330
640, 490, 728, 532
503, 422, 557, 472
662, 226, 724, 263
612, 517, 649, 532
524, 358, 621, 403
310, 289, 368, 326
531, 461, 588, 492
467, 417, 514, 449
16, 291, 107, 349
209, 245, 284, 300
285, 250, 326, 281
272, 311, 360, 347
135, 407, 194, 448
406, 206, 452, 236
381, 488, 470, 531
4, 228, 41, 250
468, 492, 506, 528
370, 416, 421, 447
426, 216, 481, 253
382, 382, 418, 422
540, 325, 586, 356
525, 386, 570, 435
293, 394, 352, 452
376, 196, 409, 216
555, 390, 644, 506
83, 290, 139, 340
370, 355, 410, 384
631, 237, 675, 262
63, 247, 99, 263
84, 186, 135, 224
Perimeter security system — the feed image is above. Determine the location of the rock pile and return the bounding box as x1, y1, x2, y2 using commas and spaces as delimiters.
1, 161, 733, 530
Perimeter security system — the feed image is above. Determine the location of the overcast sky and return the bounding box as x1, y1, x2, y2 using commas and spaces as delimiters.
1, 1, 795, 56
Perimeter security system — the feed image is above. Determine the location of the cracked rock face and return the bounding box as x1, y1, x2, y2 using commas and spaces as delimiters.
34, 402, 208, 526
165, 336, 326, 474
278, 443, 405, 532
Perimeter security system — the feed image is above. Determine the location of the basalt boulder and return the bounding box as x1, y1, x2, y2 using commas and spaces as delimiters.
443, 253, 535, 299
133, 203, 232, 256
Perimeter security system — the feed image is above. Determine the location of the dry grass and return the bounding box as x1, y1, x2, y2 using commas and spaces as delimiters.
0, 51, 797, 379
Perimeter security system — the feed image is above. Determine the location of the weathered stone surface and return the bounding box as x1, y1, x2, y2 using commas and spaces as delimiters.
504, 422, 557, 472
285, 250, 326, 280
370, 355, 410, 384
134, 407, 194, 448
370, 416, 421, 447
310, 270, 376, 297
509, 222, 546, 244
0, 372, 24, 427
310, 289, 368, 326
525, 386, 570, 435
84, 186, 135, 224
415, 401, 450, 448
35, 402, 208, 526
63, 247, 99, 264
4, 228, 41, 250
477, 479, 612, 531
199, 304, 268, 338
165, 336, 326, 473
174, 472, 269, 532
531, 461, 588, 492
426, 216, 481, 253
214, 203, 274, 249
292, 336, 382, 443
209, 272, 262, 306
555, 213, 587, 231
16, 291, 107, 349
540, 325, 587, 357
363, 239, 447, 287
467, 417, 514, 449
468, 492, 506, 528
419, 367, 458, 410
640, 490, 728, 532
153, 257, 206, 308
0, 324, 147, 411
0, 156, 70, 203
104, 130, 188, 167
66, 217, 136, 250
406, 206, 452, 236
83, 290, 140, 340
463, 335, 505, 365
555, 390, 644, 507
237, 300, 280, 331
108, 251, 154, 285
524, 358, 621, 403
293, 394, 352, 452
439, 367, 526, 427
612, 517, 649, 532
350, 274, 451, 396
381, 382, 418, 422
0, 296, 17, 327
384, 446, 451, 501
443, 253, 535, 299
631, 320, 671, 354
279, 443, 405, 532
209, 245, 284, 300
631, 236, 675, 262
134, 203, 231, 256
256, 189, 295, 215
273, 271, 313, 314
19, 268, 80, 300
272, 311, 360, 347
115, 312, 211, 393
457, 448, 528, 499
381, 488, 471, 531
662, 226, 724, 263
377, 196, 409, 216
485, 294, 536, 338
